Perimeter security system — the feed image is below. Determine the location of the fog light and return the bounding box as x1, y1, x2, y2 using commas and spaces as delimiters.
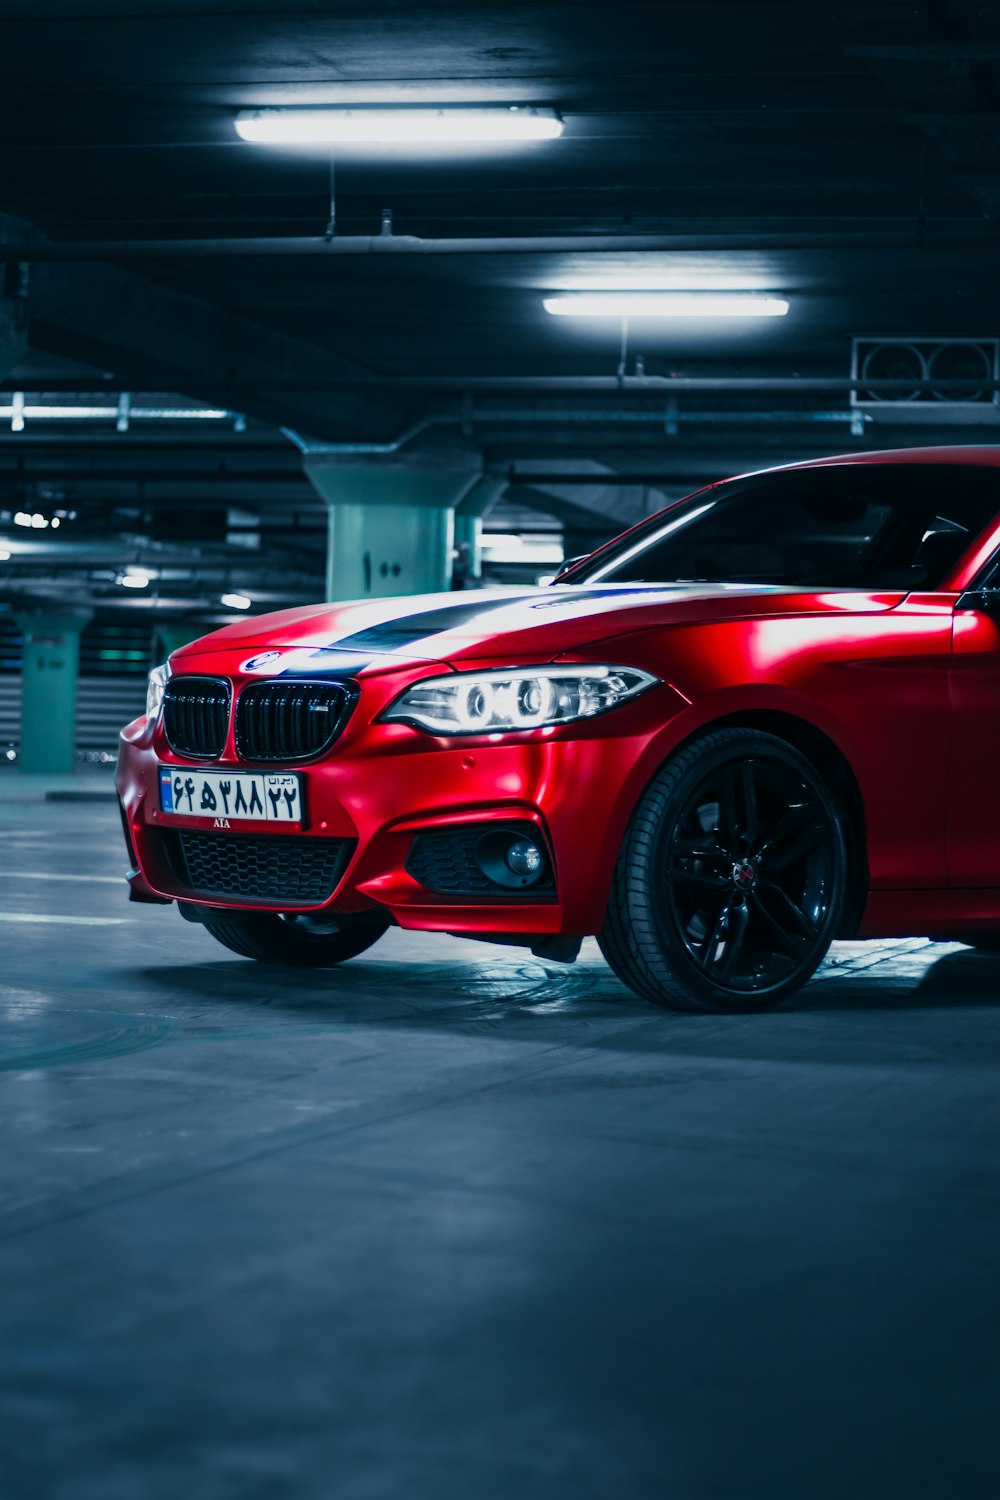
506, 839, 543, 878
473, 828, 551, 890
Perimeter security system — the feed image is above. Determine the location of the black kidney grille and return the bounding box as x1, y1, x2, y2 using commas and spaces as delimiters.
235, 680, 354, 762
162, 677, 231, 758
166, 831, 354, 904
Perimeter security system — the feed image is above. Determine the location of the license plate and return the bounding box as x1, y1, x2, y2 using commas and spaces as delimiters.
159, 767, 302, 824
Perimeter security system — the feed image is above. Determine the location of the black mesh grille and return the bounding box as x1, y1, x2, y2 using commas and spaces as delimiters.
407, 827, 556, 898
235, 680, 355, 762
164, 831, 354, 904
162, 677, 231, 758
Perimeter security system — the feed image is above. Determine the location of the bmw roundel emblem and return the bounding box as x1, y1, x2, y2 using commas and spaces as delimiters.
241, 650, 283, 673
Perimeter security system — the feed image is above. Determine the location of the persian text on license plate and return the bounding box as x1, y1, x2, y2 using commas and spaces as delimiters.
159, 767, 302, 824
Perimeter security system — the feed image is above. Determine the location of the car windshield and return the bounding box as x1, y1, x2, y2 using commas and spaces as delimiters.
561, 463, 1000, 590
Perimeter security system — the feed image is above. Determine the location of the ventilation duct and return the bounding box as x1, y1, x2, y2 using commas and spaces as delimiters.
852, 337, 999, 409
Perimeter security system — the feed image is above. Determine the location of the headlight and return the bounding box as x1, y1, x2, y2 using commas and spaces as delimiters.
146, 662, 170, 721
381, 665, 658, 735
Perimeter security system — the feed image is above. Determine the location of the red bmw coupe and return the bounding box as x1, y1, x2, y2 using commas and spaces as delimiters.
117, 446, 1000, 1012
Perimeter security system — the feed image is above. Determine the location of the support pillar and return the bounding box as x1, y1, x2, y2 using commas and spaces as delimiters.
15, 606, 93, 775
154, 622, 199, 660
0, 295, 27, 380
453, 475, 506, 588
304, 449, 483, 602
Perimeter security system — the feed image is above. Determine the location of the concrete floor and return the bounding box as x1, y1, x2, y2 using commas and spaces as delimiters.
0, 775, 998, 1500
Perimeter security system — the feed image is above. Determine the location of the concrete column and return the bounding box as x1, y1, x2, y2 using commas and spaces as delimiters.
0, 296, 27, 380
15, 606, 93, 775
304, 450, 482, 602
453, 475, 506, 587
154, 622, 199, 660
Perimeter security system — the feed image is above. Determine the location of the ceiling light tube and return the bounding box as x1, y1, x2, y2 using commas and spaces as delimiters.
221, 592, 252, 610
543, 293, 789, 318
235, 106, 564, 145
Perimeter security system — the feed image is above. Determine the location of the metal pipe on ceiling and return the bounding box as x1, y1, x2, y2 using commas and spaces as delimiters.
4, 230, 1000, 260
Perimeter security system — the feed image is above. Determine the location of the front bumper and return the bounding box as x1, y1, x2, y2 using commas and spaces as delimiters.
117, 659, 686, 939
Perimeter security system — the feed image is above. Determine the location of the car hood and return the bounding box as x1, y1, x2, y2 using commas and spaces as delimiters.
172, 583, 906, 675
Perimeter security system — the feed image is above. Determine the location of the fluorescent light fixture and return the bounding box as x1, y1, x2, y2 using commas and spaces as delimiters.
234, 106, 564, 145
554, 273, 773, 292
0, 548, 10, 561
120, 570, 151, 590
13, 512, 31, 528
543, 293, 789, 318
481, 533, 565, 565
0, 403, 231, 422
221, 592, 252, 610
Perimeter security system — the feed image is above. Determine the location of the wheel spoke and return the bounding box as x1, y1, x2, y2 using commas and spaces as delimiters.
669, 865, 731, 895
755, 805, 825, 869
737, 759, 758, 848
750, 888, 814, 960
709, 900, 750, 983
760, 882, 817, 935
716, 767, 739, 848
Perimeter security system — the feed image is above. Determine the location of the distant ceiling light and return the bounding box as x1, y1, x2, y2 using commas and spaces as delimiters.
11, 391, 24, 433
50, 516, 61, 529
221, 592, 252, 610
480, 533, 565, 565
0, 548, 10, 561
543, 293, 789, 318
30, 513, 48, 529
234, 106, 564, 145
120, 570, 151, 590
13, 512, 32, 528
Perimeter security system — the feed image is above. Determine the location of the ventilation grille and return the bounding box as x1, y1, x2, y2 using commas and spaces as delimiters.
235, 679, 355, 762
165, 831, 354, 904
852, 338, 999, 407
162, 677, 231, 758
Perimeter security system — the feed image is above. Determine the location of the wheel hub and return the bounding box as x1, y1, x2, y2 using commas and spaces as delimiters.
730, 859, 757, 892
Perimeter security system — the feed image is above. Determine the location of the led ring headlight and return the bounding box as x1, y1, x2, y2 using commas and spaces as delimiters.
382, 665, 658, 735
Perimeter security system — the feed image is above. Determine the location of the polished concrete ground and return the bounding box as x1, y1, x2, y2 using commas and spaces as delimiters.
0, 775, 998, 1500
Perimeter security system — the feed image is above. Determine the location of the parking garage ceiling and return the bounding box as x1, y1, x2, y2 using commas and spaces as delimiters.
2, 0, 1000, 615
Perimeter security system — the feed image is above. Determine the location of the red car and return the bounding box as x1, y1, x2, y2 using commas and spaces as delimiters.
117, 446, 1000, 1012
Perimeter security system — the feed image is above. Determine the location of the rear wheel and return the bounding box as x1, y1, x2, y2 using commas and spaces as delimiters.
599, 728, 846, 1012
198, 908, 390, 966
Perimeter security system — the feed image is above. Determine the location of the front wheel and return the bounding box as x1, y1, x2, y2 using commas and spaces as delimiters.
599, 728, 846, 1013
198, 908, 390, 966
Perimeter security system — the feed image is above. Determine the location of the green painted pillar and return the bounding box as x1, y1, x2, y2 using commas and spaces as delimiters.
304, 453, 482, 601
15, 606, 93, 775
453, 476, 506, 587
155, 622, 199, 660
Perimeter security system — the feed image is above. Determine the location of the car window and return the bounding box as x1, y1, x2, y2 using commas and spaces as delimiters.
568, 464, 1000, 590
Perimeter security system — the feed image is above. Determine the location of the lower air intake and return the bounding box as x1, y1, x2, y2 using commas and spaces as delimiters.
406, 824, 556, 899
165, 831, 354, 905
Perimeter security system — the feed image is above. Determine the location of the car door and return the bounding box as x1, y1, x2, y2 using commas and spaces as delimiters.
948, 577, 1000, 885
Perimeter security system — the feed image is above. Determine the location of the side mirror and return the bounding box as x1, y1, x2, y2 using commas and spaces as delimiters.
956, 588, 1000, 614
552, 554, 588, 583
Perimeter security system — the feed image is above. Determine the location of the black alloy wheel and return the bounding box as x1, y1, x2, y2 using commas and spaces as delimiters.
600, 728, 846, 1012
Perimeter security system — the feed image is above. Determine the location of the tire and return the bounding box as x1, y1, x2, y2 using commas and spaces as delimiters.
599, 728, 846, 1013
198, 908, 390, 966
